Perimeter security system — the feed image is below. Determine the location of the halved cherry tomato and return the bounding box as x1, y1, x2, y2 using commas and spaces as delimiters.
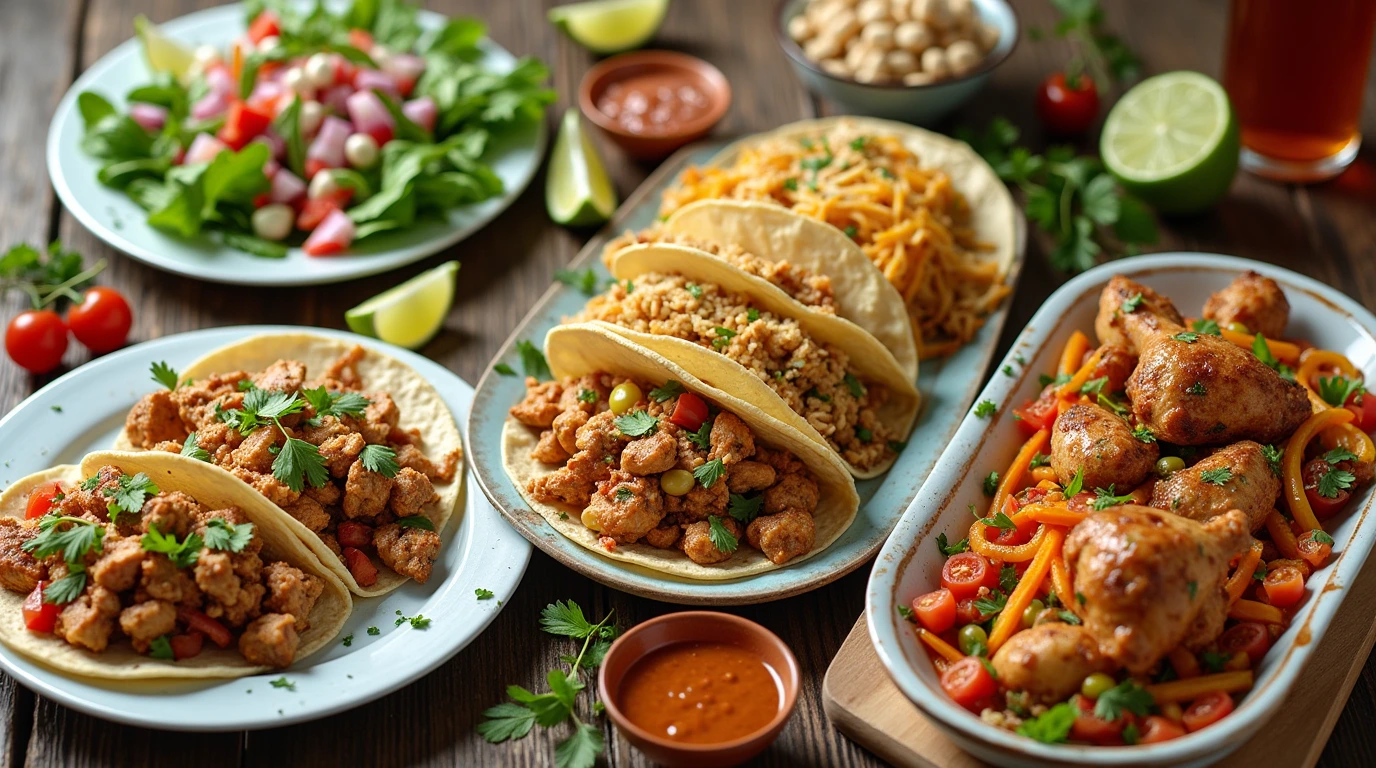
348, 28, 374, 51
1181, 691, 1234, 732
939, 656, 997, 709
1216, 622, 1270, 664
1012, 391, 1058, 435
218, 100, 274, 150
247, 10, 281, 44
1036, 71, 1100, 136
6, 309, 68, 374
1303, 459, 1350, 519
912, 588, 956, 633
1296, 531, 1333, 569
1262, 565, 1306, 608
66, 286, 132, 354
941, 552, 991, 600
343, 546, 379, 587
1139, 715, 1187, 743
22, 582, 59, 632
177, 606, 233, 648
25, 481, 63, 519
1071, 694, 1130, 743
337, 521, 374, 549
1347, 390, 1376, 433
669, 391, 710, 432
170, 631, 204, 660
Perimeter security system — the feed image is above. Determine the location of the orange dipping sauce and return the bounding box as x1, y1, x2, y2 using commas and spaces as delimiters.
595, 72, 712, 136
616, 641, 782, 744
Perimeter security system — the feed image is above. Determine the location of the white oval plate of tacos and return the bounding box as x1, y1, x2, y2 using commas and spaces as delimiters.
0, 326, 529, 730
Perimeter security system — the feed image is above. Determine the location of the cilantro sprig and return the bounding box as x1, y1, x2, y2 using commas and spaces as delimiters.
219, 387, 327, 493
23, 514, 108, 604
1318, 376, 1365, 408
141, 524, 203, 568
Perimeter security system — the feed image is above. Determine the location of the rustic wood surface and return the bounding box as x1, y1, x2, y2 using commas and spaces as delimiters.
0, 0, 1372, 765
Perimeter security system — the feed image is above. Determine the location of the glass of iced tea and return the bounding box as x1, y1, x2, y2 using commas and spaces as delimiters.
1223, 0, 1376, 182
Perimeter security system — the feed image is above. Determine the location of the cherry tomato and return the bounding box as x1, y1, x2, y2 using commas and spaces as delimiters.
5, 310, 68, 374
1036, 72, 1100, 136
912, 588, 957, 633
24, 481, 63, 519
1296, 531, 1333, 569
939, 656, 997, 709
669, 391, 710, 432
1071, 694, 1130, 743
941, 552, 992, 600
1303, 459, 1350, 519
170, 631, 204, 660
1216, 622, 1271, 664
66, 287, 132, 354
22, 582, 59, 632
336, 521, 374, 549
1012, 391, 1059, 434
1139, 715, 1187, 744
1181, 691, 1234, 732
955, 598, 994, 626
1262, 565, 1306, 608
343, 546, 379, 587
348, 28, 374, 51
177, 606, 233, 648
246, 10, 281, 44
1346, 390, 1376, 433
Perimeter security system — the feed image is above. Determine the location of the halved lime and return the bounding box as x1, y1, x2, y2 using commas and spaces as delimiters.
134, 15, 197, 82
548, 0, 669, 55
345, 261, 459, 350
1100, 71, 1239, 215
546, 107, 618, 227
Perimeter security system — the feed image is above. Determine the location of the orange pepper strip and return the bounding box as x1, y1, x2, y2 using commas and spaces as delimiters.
1057, 347, 1106, 399
1167, 647, 1201, 679
1128, 479, 1154, 505
1284, 408, 1357, 532
1020, 505, 1088, 528
1058, 330, 1091, 377
1049, 552, 1075, 611
917, 628, 965, 663
1266, 509, 1301, 560
1229, 599, 1285, 624
1219, 328, 1301, 364
1146, 671, 1254, 704
1297, 349, 1358, 391
988, 428, 1050, 519
1225, 540, 1264, 604
969, 519, 1047, 563
1320, 423, 1376, 464
231, 42, 243, 84
988, 528, 1064, 653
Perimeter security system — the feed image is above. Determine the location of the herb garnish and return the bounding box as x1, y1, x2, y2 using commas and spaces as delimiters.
693, 458, 725, 489
974, 400, 997, 418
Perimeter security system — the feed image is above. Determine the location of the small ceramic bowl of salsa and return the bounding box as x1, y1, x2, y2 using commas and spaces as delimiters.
598, 611, 799, 767
578, 50, 731, 160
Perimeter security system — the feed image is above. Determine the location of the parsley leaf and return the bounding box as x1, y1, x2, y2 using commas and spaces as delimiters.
844, 372, 865, 398
1318, 375, 1365, 408
613, 410, 658, 437
972, 589, 1007, 616
897, 604, 915, 621
1063, 467, 1085, 498
273, 437, 329, 492
577, 388, 597, 404
1091, 485, 1134, 511
202, 518, 254, 553
553, 267, 598, 296
1191, 318, 1222, 336
1094, 680, 1153, 721
397, 516, 436, 531
694, 458, 725, 489
494, 363, 516, 376
728, 493, 763, 524
1016, 701, 1077, 743
982, 471, 1000, 496
149, 635, 175, 660
1080, 376, 1108, 395
515, 339, 550, 380
1262, 444, 1283, 475
478, 702, 538, 742
710, 326, 736, 349
1172, 331, 1199, 343
1318, 469, 1356, 498
1131, 425, 1156, 443
269, 677, 295, 691
476, 588, 495, 600
1187, 381, 1207, 396
1200, 650, 1229, 673
614, 486, 633, 502
555, 723, 604, 768
141, 524, 203, 569
747, 308, 760, 322
999, 564, 1019, 593
979, 511, 1017, 531
1323, 447, 1359, 464
180, 432, 212, 462
685, 283, 703, 299
1097, 392, 1129, 417
1252, 334, 1295, 381
24, 515, 105, 563
936, 532, 969, 557
1120, 293, 1144, 313
302, 387, 371, 419
648, 381, 684, 402
104, 472, 159, 524
1200, 467, 1234, 486
707, 516, 738, 554
686, 420, 713, 451
974, 399, 996, 418
359, 444, 400, 477
43, 566, 88, 605
1058, 610, 1082, 625
1029, 452, 1051, 469
150, 361, 181, 390
1310, 530, 1335, 546
540, 600, 598, 638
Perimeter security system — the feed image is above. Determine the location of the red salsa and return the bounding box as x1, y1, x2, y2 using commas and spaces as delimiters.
596, 72, 711, 136
617, 641, 781, 744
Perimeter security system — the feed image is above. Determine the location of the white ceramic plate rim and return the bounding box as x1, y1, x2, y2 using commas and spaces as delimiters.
865, 253, 1376, 766
47, 2, 547, 287
0, 325, 531, 730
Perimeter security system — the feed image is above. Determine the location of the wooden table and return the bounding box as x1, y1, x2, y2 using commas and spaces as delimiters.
0, 0, 1372, 765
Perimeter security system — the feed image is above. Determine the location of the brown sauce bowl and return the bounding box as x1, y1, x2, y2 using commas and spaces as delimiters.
598, 611, 800, 767
578, 50, 731, 160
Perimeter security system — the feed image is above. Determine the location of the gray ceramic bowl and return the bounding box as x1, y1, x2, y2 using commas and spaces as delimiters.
775, 0, 1018, 125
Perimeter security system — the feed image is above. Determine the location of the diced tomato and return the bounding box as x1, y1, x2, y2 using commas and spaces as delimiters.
912, 588, 956, 633
296, 189, 353, 230
1181, 691, 1234, 732
1347, 390, 1376, 433
217, 100, 274, 150
25, 481, 63, 519
177, 606, 233, 648
955, 597, 996, 626
1262, 564, 1306, 608
1071, 695, 1130, 743
247, 10, 281, 44
1139, 715, 1187, 743
343, 547, 379, 587
337, 521, 374, 549
252, 193, 272, 209
361, 123, 394, 147
941, 552, 991, 600
1012, 390, 1059, 435
305, 157, 329, 180
170, 632, 204, 660
1303, 458, 1351, 519
22, 582, 60, 632
335, 58, 358, 86
348, 28, 374, 51
1296, 530, 1333, 569
1216, 622, 1270, 665
939, 656, 997, 709
668, 391, 710, 432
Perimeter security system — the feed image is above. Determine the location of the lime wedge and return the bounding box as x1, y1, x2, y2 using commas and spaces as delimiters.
1100, 71, 1239, 215
134, 15, 197, 82
345, 261, 459, 349
548, 0, 669, 55
546, 107, 618, 227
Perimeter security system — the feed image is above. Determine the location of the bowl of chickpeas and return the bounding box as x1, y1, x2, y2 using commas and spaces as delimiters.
777, 0, 1018, 124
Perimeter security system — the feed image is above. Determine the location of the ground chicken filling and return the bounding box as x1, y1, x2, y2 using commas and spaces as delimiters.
576, 273, 896, 471
603, 230, 837, 312
0, 467, 324, 668
510, 373, 824, 567
122, 347, 462, 586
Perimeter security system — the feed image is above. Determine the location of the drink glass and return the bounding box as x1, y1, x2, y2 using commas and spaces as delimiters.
1223, 0, 1376, 182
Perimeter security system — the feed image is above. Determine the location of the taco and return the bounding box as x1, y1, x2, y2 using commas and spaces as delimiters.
115, 333, 464, 597
576, 242, 920, 479
0, 451, 351, 679
605, 199, 918, 382
502, 324, 859, 580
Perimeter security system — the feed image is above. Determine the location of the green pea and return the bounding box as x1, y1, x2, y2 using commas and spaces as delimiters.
608, 382, 643, 415
1227, 322, 1250, 334
659, 469, 694, 496
1156, 456, 1186, 477
1022, 599, 1046, 628
1081, 672, 1117, 700
957, 624, 988, 656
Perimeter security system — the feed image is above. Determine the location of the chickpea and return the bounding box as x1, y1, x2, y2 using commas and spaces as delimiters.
947, 39, 982, 74
859, 47, 887, 72
805, 34, 844, 61
854, 62, 887, 83
808, 0, 845, 24
911, 0, 952, 30
894, 20, 934, 52
890, 0, 911, 22
856, 0, 889, 25
885, 49, 919, 75
846, 41, 872, 69
580, 507, 601, 531
832, 9, 863, 41
820, 58, 851, 77
947, 0, 975, 31
861, 20, 896, 49
903, 71, 937, 86
920, 46, 950, 77
789, 15, 815, 42
978, 22, 1001, 52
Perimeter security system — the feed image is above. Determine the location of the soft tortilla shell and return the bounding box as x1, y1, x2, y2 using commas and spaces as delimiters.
0, 451, 351, 679
501, 324, 859, 580
115, 333, 464, 597
604, 243, 920, 479
660, 199, 919, 383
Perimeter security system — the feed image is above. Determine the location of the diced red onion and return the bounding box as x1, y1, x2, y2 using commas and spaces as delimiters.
320, 84, 353, 115
248, 80, 285, 111
307, 115, 352, 170
205, 65, 235, 97
269, 167, 307, 204
346, 90, 395, 145
402, 96, 437, 133
304, 209, 356, 253
353, 68, 399, 99
191, 90, 230, 121
184, 133, 229, 165
381, 53, 425, 94
129, 103, 167, 132
252, 131, 286, 162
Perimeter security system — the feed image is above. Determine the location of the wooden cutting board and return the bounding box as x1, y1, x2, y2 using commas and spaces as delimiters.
822, 558, 1376, 768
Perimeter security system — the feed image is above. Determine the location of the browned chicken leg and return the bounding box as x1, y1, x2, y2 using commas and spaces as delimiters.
1064, 505, 1252, 674
1095, 275, 1184, 355
1050, 402, 1159, 492
1203, 271, 1290, 339
991, 622, 1114, 702
1151, 441, 1281, 531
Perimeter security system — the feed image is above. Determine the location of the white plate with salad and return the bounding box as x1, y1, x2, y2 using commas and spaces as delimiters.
47, 0, 552, 286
